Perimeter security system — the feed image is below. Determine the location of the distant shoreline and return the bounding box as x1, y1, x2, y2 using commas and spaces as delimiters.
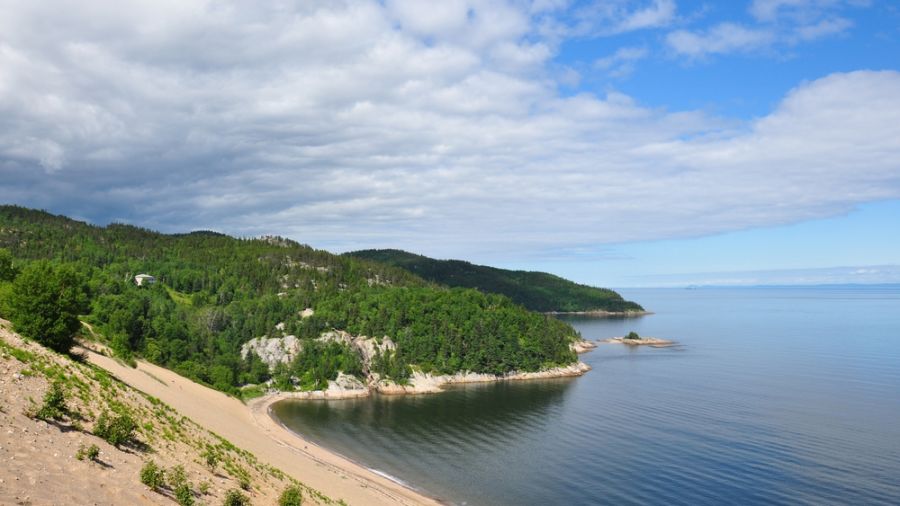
548, 310, 653, 317
258, 360, 592, 400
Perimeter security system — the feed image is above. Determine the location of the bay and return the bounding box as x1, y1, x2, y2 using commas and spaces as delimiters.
272, 286, 900, 505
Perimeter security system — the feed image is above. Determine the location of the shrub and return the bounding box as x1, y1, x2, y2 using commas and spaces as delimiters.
175, 482, 194, 506
625, 331, 640, 340
223, 488, 250, 506
239, 476, 252, 491
36, 382, 67, 421
279, 485, 303, 506
168, 465, 188, 489
140, 461, 166, 491
94, 411, 137, 447
86, 444, 100, 461
204, 450, 219, 471
198, 481, 210, 495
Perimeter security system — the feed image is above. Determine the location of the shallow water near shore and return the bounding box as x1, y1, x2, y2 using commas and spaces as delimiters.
272, 286, 900, 505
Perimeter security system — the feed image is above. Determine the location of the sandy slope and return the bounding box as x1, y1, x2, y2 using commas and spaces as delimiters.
2, 321, 299, 506
82, 348, 441, 506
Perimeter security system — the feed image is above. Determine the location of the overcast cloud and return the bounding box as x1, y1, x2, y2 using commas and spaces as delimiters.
1, 0, 899, 260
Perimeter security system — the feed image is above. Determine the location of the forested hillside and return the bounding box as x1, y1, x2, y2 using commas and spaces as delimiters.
0, 206, 579, 395
347, 249, 644, 313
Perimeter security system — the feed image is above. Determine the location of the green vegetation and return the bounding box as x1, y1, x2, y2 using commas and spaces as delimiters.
0, 248, 16, 281
0, 206, 586, 389
291, 340, 361, 390
175, 484, 195, 506
625, 331, 641, 340
94, 410, 137, 447
140, 460, 166, 491
347, 249, 643, 313
35, 382, 68, 421
311, 288, 578, 376
6, 260, 88, 352
279, 486, 304, 506
75, 443, 100, 461
223, 489, 251, 506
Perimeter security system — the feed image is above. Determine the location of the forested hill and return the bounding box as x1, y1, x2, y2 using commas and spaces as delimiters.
0, 205, 579, 395
346, 249, 644, 313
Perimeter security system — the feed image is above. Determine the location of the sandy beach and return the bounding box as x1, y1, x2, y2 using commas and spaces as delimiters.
82, 348, 442, 506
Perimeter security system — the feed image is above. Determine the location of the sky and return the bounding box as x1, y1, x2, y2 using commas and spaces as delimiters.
1, 0, 899, 286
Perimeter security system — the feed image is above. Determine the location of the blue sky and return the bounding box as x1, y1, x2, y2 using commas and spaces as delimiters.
554, 1, 900, 116
1, 1, 898, 286
500, 200, 900, 286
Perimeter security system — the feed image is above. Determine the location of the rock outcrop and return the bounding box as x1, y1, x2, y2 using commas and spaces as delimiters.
373, 361, 592, 395
240, 335, 301, 366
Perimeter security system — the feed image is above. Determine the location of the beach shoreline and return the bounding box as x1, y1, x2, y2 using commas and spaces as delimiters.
247, 394, 449, 504
80, 346, 442, 506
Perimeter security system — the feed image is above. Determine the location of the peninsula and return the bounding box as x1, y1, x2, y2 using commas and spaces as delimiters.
346, 248, 645, 313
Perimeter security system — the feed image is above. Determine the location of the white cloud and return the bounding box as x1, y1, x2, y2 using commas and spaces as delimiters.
666, 0, 863, 60
749, 0, 867, 22
793, 16, 853, 41
0, 1, 898, 260
666, 23, 775, 58
751, 0, 818, 22
564, 0, 677, 38
594, 46, 648, 78
616, 0, 677, 32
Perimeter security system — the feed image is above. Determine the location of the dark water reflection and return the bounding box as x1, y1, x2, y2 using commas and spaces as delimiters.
273, 286, 900, 505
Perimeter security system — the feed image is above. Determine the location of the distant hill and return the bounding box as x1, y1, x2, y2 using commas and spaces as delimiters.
0, 205, 581, 394
345, 249, 644, 313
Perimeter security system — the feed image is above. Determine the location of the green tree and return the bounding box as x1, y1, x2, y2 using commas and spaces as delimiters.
0, 248, 16, 281
8, 261, 87, 352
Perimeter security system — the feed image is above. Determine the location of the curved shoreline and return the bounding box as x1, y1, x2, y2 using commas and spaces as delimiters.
254, 362, 592, 503
80, 346, 442, 506
248, 394, 446, 505
259, 361, 592, 399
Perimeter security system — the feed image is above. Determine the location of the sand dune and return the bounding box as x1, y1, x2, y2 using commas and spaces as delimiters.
83, 348, 440, 506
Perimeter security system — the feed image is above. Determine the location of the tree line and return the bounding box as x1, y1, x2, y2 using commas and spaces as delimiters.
0, 205, 581, 394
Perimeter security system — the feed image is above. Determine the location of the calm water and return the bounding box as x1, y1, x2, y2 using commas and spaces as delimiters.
272, 286, 900, 505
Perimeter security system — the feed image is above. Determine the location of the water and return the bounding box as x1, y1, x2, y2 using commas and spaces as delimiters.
272, 286, 900, 505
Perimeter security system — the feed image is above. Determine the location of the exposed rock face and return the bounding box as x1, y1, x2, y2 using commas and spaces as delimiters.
240, 335, 301, 366
273, 373, 370, 400
318, 330, 396, 372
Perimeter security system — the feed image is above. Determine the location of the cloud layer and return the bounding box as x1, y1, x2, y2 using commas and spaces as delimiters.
1, 1, 898, 259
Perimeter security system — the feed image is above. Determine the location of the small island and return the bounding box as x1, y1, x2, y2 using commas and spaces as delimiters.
602, 331, 675, 347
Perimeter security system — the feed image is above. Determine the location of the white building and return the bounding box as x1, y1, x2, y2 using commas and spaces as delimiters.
134, 274, 156, 286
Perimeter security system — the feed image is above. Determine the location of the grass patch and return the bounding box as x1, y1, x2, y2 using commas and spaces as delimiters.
164, 286, 193, 306
239, 384, 267, 402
